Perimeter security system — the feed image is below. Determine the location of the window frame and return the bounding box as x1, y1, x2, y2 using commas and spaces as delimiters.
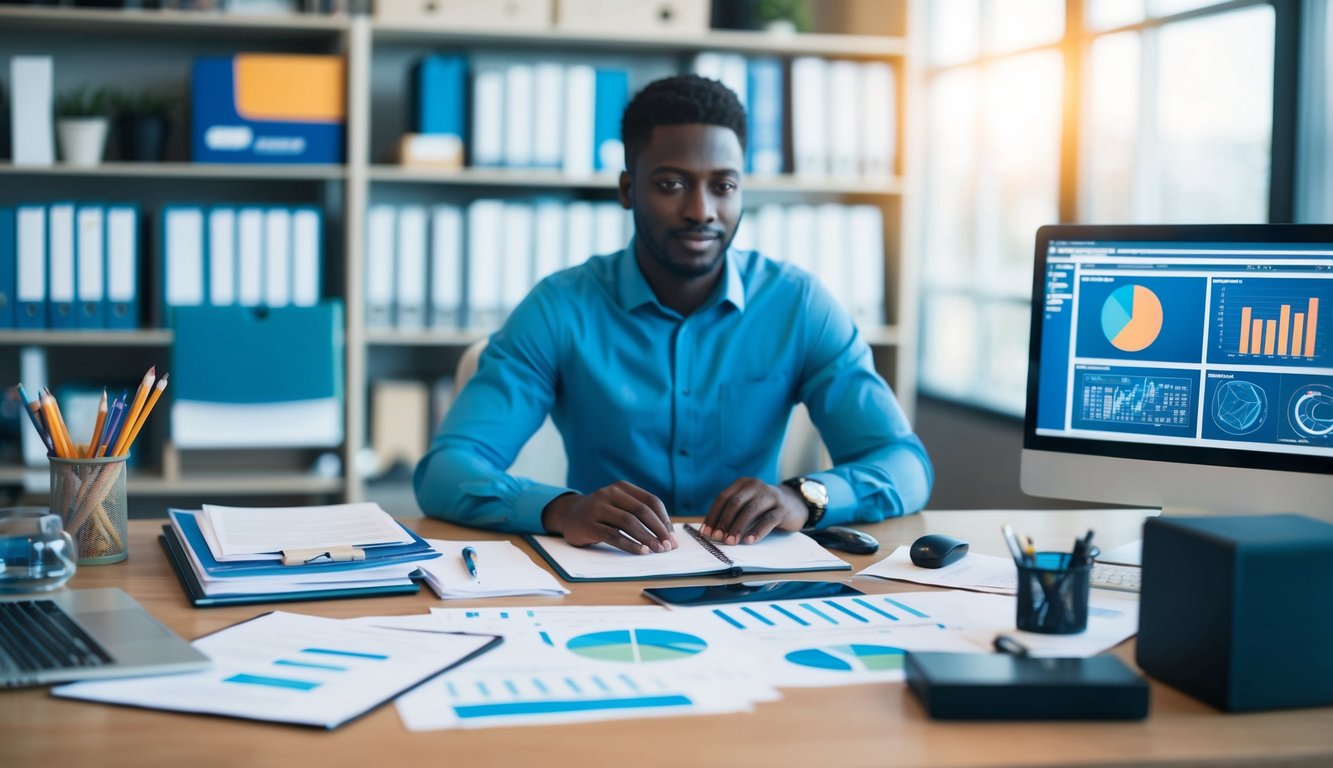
917, 0, 1304, 417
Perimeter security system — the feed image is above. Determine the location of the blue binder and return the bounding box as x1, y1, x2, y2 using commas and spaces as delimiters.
593, 68, 629, 172
170, 301, 344, 448
412, 53, 467, 138
15, 204, 46, 329
0, 207, 15, 328
746, 57, 785, 175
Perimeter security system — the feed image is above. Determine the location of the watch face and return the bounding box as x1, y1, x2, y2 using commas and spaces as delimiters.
799, 479, 828, 508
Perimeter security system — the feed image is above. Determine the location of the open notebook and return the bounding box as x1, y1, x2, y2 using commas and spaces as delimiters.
525, 523, 850, 582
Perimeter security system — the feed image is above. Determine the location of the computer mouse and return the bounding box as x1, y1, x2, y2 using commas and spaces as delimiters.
806, 526, 880, 555
910, 534, 969, 568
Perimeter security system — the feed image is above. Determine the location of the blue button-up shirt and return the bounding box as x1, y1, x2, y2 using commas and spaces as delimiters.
414, 244, 933, 533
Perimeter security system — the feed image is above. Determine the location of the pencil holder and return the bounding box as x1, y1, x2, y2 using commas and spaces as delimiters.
50, 454, 129, 565
1015, 552, 1091, 635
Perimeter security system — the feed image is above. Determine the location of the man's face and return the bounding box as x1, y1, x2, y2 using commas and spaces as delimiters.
620, 123, 744, 281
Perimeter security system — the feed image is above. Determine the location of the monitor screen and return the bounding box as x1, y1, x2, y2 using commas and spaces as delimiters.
1021, 224, 1333, 518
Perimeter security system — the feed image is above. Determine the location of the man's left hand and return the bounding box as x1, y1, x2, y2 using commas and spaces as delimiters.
700, 478, 808, 545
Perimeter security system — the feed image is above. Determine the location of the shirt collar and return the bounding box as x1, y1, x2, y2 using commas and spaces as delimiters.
616, 240, 748, 315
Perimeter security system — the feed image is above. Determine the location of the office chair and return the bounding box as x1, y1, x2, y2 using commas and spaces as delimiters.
454, 339, 830, 488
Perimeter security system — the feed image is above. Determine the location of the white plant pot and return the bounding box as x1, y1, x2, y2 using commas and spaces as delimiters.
57, 118, 110, 166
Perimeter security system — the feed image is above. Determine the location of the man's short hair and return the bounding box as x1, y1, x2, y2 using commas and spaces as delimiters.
621, 74, 747, 171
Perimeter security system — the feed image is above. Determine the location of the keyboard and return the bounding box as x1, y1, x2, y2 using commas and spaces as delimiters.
0, 599, 113, 679
1090, 562, 1142, 593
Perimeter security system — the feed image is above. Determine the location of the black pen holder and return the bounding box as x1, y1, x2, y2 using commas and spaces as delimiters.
1015, 552, 1090, 634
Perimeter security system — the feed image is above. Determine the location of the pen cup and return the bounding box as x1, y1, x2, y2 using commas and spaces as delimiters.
49, 454, 129, 565
1015, 552, 1091, 634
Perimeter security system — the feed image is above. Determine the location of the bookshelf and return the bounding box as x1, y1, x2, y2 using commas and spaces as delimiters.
0, 1, 916, 513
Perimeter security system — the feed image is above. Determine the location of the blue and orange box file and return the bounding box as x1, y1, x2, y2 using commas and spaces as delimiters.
192, 54, 346, 164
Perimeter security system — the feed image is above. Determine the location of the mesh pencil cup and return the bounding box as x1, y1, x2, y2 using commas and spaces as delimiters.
50, 454, 129, 565
1015, 552, 1091, 634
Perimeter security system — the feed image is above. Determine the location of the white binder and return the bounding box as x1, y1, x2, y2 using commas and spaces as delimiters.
208, 207, 237, 306
365, 204, 396, 329
75, 205, 105, 329
10, 56, 55, 166
47, 203, 77, 327
291, 207, 321, 308
500, 202, 534, 315
236, 208, 265, 307
164, 206, 205, 315
429, 204, 463, 328
263, 207, 292, 308
395, 205, 428, 329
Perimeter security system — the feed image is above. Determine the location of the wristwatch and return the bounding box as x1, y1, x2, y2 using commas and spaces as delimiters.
783, 476, 828, 529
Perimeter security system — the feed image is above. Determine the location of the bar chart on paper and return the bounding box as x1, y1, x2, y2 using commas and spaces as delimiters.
704, 595, 939, 632
1212, 278, 1331, 365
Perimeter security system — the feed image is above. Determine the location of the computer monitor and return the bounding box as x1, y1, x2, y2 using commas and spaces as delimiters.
1021, 224, 1333, 519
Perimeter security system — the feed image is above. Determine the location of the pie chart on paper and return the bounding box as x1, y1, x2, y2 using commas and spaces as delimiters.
1101, 285, 1164, 352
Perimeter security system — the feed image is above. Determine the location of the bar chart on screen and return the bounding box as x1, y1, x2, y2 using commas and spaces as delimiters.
1212, 277, 1330, 364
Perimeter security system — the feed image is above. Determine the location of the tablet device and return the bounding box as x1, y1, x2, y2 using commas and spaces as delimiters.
642, 580, 864, 607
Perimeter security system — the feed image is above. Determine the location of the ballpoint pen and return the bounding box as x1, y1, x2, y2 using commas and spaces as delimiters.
462, 546, 479, 581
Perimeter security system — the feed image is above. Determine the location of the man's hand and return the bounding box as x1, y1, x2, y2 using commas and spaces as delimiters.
700, 478, 808, 545
541, 482, 679, 555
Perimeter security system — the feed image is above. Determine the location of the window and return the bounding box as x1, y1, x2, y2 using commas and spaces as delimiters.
917, 0, 1305, 416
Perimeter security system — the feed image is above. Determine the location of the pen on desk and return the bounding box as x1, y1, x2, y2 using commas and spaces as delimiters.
462, 546, 479, 581
1001, 525, 1025, 567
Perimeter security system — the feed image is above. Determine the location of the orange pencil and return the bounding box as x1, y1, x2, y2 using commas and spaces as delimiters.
111, 366, 155, 458
116, 373, 168, 457
86, 389, 108, 459
39, 390, 71, 458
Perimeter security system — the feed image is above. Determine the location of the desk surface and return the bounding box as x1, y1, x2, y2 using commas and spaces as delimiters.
3, 508, 1330, 768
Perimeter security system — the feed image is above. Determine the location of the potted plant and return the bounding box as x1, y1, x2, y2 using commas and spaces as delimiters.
109, 88, 180, 162
55, 85, 112, 166
750, 0, 812, 34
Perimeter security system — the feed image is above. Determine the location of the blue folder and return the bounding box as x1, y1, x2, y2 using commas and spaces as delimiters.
167, 508, 439, 579
170, 301, 344, 447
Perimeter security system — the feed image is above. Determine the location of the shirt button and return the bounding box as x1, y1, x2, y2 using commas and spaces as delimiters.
681, 388, 691, 396
678, 448, 689, 457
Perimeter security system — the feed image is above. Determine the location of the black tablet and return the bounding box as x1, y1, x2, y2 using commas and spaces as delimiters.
642, 580, 864, 607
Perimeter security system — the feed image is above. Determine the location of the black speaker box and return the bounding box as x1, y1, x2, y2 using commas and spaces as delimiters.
1136, 514, 1333, 712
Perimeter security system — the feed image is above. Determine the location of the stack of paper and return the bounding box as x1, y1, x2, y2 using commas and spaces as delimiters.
416, 539, 569, 599
160, 503, 441, 606
54, 612, 500, 730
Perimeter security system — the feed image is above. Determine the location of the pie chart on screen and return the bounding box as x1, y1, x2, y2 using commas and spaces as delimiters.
1101, 285, 1163, 352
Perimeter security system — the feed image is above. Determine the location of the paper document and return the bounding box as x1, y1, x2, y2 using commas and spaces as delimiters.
417, 539, 569, 599
53, 611, 500, 729
859, 547, 1018, 594
527, 523, 848, 582
396, 607, 776, 730
201, 502, 412, 560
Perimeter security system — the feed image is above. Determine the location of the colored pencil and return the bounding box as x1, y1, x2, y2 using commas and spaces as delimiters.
86, 389, 108, 459
116, 374, 168, 457
111, 366, 155, 458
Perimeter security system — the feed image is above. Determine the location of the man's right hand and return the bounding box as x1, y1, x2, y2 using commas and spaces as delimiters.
541, 482, 678, 555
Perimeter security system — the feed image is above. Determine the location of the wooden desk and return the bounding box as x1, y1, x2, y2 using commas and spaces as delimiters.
3, 509, 1330, 768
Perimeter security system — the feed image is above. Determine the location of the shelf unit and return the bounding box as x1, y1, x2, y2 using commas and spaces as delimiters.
0, 2, 915, 512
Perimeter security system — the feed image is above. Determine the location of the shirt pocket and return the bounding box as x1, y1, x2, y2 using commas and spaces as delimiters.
718, 373, 797, 470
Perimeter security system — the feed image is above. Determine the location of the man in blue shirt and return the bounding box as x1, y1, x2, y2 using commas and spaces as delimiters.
414, 74, 932, 554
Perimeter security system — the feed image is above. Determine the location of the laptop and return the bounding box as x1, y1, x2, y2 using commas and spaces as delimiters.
0, 587, 210, 687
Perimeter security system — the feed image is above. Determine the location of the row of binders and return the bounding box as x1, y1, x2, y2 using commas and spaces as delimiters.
692, 53, 897, 179
731, 202, 887, 326
366, 199, 886, 334
410, 55, 627, 174
0, 205, 140, 330
162, 205, 323, 320
365, 200, 631, 331
408, 52, 895, 179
